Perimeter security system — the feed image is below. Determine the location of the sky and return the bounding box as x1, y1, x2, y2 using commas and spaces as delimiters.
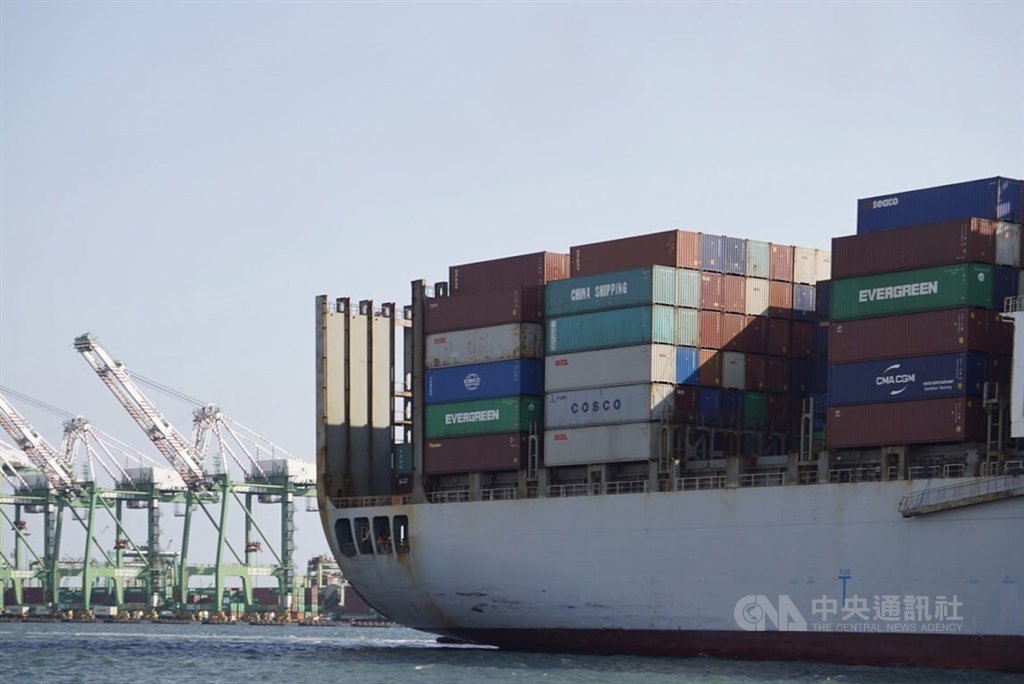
1, 1, 1023, 568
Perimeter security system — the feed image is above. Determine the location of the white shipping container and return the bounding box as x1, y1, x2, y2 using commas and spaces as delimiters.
544, 344, 676, 391
545, 383, 675, 428
426, 323, 544, 368
793, 247, 817, 284
544, 422, 666, 466
721, 351, 745, 389
996, 222, 1021, 267
744, 277, 769, 316
814, 248, 831, 282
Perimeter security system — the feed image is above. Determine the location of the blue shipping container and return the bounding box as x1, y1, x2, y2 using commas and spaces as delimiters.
815, 280, 831, 320
698, 388, 721, 425
701, 234, 725, 273
857, 176, 1024, 234
813, 355, 828, 395
720, 389, 743, 426
425, 359, 544, 404
790, 358, 814, 395
828, 353, 989, 406
793, 283, 816, 322
724, 237, 747, 275
677, 347, 699, 385
994, 265, 1019, 310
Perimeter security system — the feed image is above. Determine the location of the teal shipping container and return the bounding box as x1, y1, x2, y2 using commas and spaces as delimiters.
830, 263, 995, 321
547, 305, 676, 354
545, 266, 677, 317
675, 308, 699, 347
677, 269, 700, 309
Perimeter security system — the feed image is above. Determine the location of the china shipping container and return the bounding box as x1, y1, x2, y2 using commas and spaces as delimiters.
767, 318, 791, 356
769, 281, 793, 318
544, 265, 676, 317
544, 422, 667, 466
700, 310, 723, 349
856, 176, 1024, 234
674, 385, 699, 422
745, 353, 767, 391
828, 353, 988, 406
723, 275, 746, 313
570, 229, 701, 276
425, 286, 544, 334
746, 240, 770, 278
793, 247, 817, 285
828, 308, 1012, 363
722, 312, 746, 351
423, 433, 531, 475
721, 351, 746, 389
827, 397, 986, 448
770, 243, 794, 282
701, 234, 725, 272
995, 222, 1021, 267
546, 305, 676, 354
724, 237, 747, 275
676, 308, 700, 348
426, 323, 544, 368
545, 383, 676, 428
791, 321, 816, 358
677, 269, 701, 308
449, 251, 569, 295
677, 346, 700, 385
792, 283, 816, 321
425, 396, 542, 439
425, 359, 544, 404
544, 344, 676, 391
831, 219, 1000, 279
699, 349, 722, 387
700, 272, 724, 310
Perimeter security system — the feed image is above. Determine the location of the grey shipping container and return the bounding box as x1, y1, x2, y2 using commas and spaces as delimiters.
544, 422, 667, 466
545, 383, 675, 428
544, 344, 677, 391
793, 247, 817, 285
746, 240, 770, 279
426, 323, 544, 368
570, 230, 701, 276
449, 251, 569, 294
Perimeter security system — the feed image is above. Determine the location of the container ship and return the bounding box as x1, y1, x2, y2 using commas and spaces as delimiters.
315, 176, 1024, 671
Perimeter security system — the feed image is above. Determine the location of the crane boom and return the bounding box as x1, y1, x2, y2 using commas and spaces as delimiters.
0, 394, 80, 495
73, 333, 208, 490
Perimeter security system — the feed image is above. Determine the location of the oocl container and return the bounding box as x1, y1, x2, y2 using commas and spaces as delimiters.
425, 396, 542, 439
829, 263, 995, 321
827, 397, 985, 448
570, 230, 701, 276
544, 344, 676, 391
425, 359, 544, 404
545, 383, 675, 428
546, 305, 675, 354
544, 422, 666, 465
425, 286, 544, 334
427, 323, 544, 368
828, 353, 988, 406
544, 266, 676, 317
449, 251, 569, 295
423, 433, 531, 474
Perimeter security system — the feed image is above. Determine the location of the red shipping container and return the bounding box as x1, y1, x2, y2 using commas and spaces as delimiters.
767, 318, 791, 356
423, 433, 529, 475
570, 230, 701, 276
449, 252, 569, 294
343, 586, 372, 613
790, 321, 816, 359
745, 353, 767, 391
674, 385, 699, 422
828, 308, 1012, 363
700, 272, 724, 311
765, 356, 789, 393
699, 349, 722, 387
723, 275, 746, 313
827, 397, 986, 448
768, 281, 793, 318
770, 243, 794, 282
722, 313, 746, 351
742, 315, 769, 353
700, 310, 723, 349
425, 286, 544, 334
831, 218, 999, 280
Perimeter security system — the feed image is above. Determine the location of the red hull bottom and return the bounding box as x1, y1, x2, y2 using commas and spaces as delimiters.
434, 628, 1024, 672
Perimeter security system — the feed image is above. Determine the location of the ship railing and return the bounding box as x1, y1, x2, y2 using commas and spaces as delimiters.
605, 480, 649, 495
898, 474, 1023, 515
677, 475, 726, 491
480, 487, 518, 501
426, 489, 470, 504
546, 483, 590, 498
739, 472, 788, 488
329, 495, 408, 509
829, 467, 881, 484
1006, 460, 1024, 475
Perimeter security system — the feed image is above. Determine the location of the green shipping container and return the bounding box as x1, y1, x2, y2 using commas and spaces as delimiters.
675, 308, 699, 347
545, 266, 677, 317
425, 396, 542, 439
830, 264, 994, 321
547, 305, 676, 354
742, 391, 767, 429
677, 269, 700, 308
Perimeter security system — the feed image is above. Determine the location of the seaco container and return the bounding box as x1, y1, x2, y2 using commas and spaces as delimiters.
425, 359, 544, 404
425, 396, 542, 439
544, 265, 676, 317
544, 422, 665, 466
570, 230, 701, 276
545, 383, 675, 429
544, 344, 677, 391
827, 397, 985, 448
426, 323, 544, 368
425, 286, 544, 334
423, 433, 530, 475
449, 251, 569, 295
828, 352, 988, 406
830, 263, 995, 321
547, 305, 675, 354
856, 176, 1024, 234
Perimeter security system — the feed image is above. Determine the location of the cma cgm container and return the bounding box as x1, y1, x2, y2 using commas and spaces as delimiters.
425, 359, 544, 404
829, 308, 1012, 362
545, 344, 675, 391
828, 353, 988, 405
827, 397, 985, 448
423, 433, 531, 475
425, 396, 541, 439
547, 305, 675, 354
544, 266, 676, 317
545, 383, 675, 428
830, 263, 996, 321
425, 287, 544, 334
449, 251, 569, 295
570, 230, 701, 276
426, 323, 544, 368
856, 176, 1024, 233
544, 422, 665, 466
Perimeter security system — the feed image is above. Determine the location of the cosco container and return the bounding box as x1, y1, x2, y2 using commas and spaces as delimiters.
745, 277, 770, 316
827, 397, 985, 448
828, 353, 988, 406
829, 308, 1012, 363
425, 286, 544, 334
677, 346, 699, 385
676, 308, 700, 348
701, 234, 725, 272
677, 269, 700, 308
544, 265, 676, 317
425, 396, 542, 439
721, 351, 745, 389
700, 272, 724, 310
423, 433, 531, 475
746, 240, 770, 278
830, 263, 995, 321
770, 243, 794, 282
449, 251, 569, 295
544, 422, 667, 466
426, 323, 544, 368
570, 230, 701, 276
545, 383, 675, 428
856, 176, 1024, 233
793, 247, 817, 285
546, 305, 675, 354
425, 359, 544, 404
723, 275, 746, 313
545, 344, 676, 391
724, 237, 747, 275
